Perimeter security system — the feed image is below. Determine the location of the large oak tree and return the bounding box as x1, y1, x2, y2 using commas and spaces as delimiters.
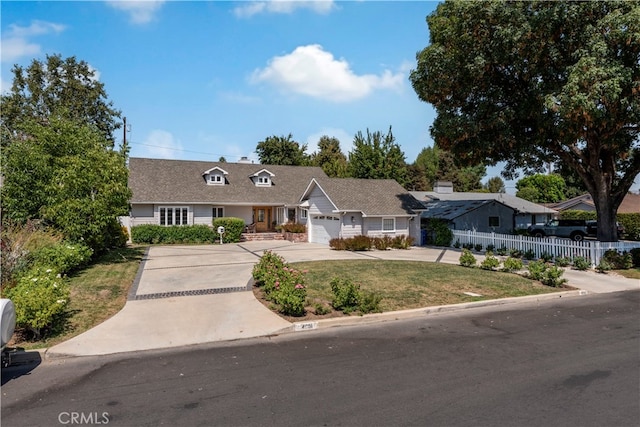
410, 1, 640, 241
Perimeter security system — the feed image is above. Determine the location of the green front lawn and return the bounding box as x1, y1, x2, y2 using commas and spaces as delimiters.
290, 260, 565, 314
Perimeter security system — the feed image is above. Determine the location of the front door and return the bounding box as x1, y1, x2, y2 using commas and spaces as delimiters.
253, 207, 271, 232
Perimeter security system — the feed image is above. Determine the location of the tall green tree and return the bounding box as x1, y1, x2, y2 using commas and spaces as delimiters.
1, 54, 122, 148
2, 115, 131, 252
348, 127, 408, 186
484, 176, 506, 193
515, 174, 567, 203
410, 1, 640, 241
255, 134, 309, 166
310, 136, 349, 177
435, 149, 486, 192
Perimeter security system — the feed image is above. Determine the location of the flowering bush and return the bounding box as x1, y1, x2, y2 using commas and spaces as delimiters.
4, 267, 70, 339
252, 251, 307, 316
31, 241, 93, 275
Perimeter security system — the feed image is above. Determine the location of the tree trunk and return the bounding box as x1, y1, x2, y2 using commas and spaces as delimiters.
591, 183, 622, 242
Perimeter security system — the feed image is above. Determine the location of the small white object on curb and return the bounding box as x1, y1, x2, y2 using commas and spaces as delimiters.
294, 321, 318, 332
463, 292, 483, 297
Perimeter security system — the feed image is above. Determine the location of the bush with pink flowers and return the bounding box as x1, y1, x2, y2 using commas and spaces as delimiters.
252, 250, 307, 316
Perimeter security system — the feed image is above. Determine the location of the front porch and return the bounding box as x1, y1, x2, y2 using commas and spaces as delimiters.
240, 232, 285, 242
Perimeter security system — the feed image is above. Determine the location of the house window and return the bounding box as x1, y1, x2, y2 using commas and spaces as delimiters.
159, 207, 189, 226
212, 207, 224, 218
300, 209, 308, 220
208, 174, 224, 185
489, 216, 500, 228
382, 218, 395, 232
257, 176, 271, 186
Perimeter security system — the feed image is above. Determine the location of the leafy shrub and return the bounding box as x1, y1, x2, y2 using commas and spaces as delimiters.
330, 277, 381, 314
523, 249, 536, 260
252, 250, 306, 316
630, 248, 640, 267
618, 213, 640, 241
474, 243, 483, 252
330, 277, 361, 313
572, 256, 590, 271
373, 236, 393, 250
329, 238, 347, 250
459, 249, 477, 268
453, 239, 461, 249
496, 246, 508, 256
213, 217, 245, 243
313, 303, 331, 315
131, 224, 216, 244
540, 266, 568, 287
602, 250, 633, 270
540, 251, 553, 262
426, 219, 453, 246
281, 222, 306, 233
31, 242, 93, 275
4, 267, 70, 339
526, 260, 547, 281
486, 244, 495, 252
391, 235, 414, 249
480, 251, 500, 270
509, 249, 523, 258
502, 257, 523, 273
462, 242, 474, 250
595, 259, 613, 273
554, 256, 571, 267
345, 235, 372, 251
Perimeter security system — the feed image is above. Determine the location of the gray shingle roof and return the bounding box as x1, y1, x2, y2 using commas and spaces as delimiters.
129, 157, 327, 205
304, 178, 424, 216
410, 191, 556, 215
420, 199, 504, 220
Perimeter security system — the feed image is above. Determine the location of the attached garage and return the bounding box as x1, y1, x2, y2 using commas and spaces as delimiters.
309, 214, 341, 244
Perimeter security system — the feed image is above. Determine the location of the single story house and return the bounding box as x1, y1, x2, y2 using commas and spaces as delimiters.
125, 158, 425, 244
300, 177, 425, 244
411, 181, 557, 232
547, 192, 640, 214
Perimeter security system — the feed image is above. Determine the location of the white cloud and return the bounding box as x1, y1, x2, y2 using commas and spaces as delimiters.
1, 20, 66, 63
106, 1, 165, 24
234, 0, 335, 18
141, 130, 184, 159
250, 44, 404, 102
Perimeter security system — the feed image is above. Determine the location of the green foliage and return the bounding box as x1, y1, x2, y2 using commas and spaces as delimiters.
281, 222, 306, 233
515, 174, 567, 203
486, 244, 495, 252
560, 210, 598, 221
480, 251, 500, 270
329, 235, 412, 251
426, 218, 453, 247
131, 225, 216, 244
329, 277, 381, 314
255, 134, 309, 166
474, 243, 483, 252
329, 238, 347, 251
348, 127, 408, 187
523, 249, 536, 260
502, 257, 523, 273
496, 245, 508, 256
453, 239, 461, 249
602, 250, 633, 270
310, 136, 349, 178
410, 1, 639, 241
572, 256, 590, 271
373, 235, 394, 250
31, 242, 93, 276
540, 266, 568, 287
539, 251, 553, 263
630, 248, 640, 267
554, 256, 572, 267
526, 260, 547, 281
595, 259, 614, 273
459, 249, 477, 268
4, 267, 70, 339
347, 235, 373, 251
617, 213, 640, 241
408, 144, 486, 192
509, 249, 523, 258
252, 250, 307, 316
212, 217, 245, 243
484, 176, 505, 193
313, 303, 332, 316
392, 235, 415, 249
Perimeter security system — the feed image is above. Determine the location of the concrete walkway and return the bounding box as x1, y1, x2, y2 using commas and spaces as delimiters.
46, 242, 639, 358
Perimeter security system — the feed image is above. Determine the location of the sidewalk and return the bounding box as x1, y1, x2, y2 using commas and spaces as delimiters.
46, 242, 638, 358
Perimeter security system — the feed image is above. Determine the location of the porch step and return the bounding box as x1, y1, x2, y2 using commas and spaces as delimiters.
240, 232, 285, 242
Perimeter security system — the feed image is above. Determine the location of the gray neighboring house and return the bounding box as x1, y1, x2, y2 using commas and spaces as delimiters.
300, 177, 425, 244
124, 157, 327, 233
411, 181, 557, 233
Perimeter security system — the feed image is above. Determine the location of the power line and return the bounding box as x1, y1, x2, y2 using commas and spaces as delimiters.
128, 141, 256, 161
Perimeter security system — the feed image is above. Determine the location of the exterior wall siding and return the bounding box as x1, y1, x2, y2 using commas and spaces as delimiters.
340, 213, 362, 238
307, 186, 336, 215
451, 203, 514, 234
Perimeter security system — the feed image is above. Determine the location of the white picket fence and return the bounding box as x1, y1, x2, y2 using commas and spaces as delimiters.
451, 230, 640, 267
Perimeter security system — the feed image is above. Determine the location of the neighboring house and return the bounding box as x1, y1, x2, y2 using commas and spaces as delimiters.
126, 157, 327, 232
300, 177, 425, 244
411, 181, 557, 232
547, 192, 640, 214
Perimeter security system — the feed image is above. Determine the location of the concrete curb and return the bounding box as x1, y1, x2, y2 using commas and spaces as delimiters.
279, 290, 589, 335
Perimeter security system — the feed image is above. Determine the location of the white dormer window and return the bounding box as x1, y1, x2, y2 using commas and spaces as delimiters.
251, 168, 275, 187
203, 166, 228, 186
257, 176, 270, 186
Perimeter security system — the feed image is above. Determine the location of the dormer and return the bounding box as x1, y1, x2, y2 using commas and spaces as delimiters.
203, 166, 228, 186
251, 168, 275, 187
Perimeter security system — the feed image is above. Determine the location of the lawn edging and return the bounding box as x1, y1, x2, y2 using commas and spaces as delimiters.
280, 289, 588, 335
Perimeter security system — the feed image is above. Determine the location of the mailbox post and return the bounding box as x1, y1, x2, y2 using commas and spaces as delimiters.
217, 226, 225, 244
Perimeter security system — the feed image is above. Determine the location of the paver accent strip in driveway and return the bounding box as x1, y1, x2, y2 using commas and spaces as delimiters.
135, 286, 250, 300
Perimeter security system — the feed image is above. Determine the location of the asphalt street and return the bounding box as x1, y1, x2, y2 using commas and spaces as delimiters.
2, 290, 639, 427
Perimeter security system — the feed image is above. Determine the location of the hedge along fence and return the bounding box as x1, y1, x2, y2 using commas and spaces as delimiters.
560, 210, 640, 241
131, 224, 217, 244
212, 217, 245, 243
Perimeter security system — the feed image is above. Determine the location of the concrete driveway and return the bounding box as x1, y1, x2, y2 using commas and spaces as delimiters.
47, 241, 639, 357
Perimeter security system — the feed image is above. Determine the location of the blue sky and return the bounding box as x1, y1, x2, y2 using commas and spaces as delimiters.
2, 1, 637, 194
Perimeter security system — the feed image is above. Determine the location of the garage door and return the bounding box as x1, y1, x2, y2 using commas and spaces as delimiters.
309, 215, 341, 244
